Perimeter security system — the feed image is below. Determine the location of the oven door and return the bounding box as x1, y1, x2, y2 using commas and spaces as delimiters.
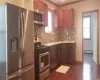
39, 52, 50, 72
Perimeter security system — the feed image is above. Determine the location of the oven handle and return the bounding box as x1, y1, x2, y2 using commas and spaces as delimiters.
39, 51, 50, 72
39, 52, 49, 57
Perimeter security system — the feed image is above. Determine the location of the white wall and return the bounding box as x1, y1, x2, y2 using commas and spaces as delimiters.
0, 0, 33, 11
83, 13, 93, 53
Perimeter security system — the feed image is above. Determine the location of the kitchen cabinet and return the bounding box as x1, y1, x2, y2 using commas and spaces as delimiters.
56, 10, 64, 27
60, 44, 68, 65
34, 0, 43, 11
56, 9, 74, 28
56, 44, 61, 65
49, 45, 58, 70
66, 43, 75, 64
60, 43, 75, 65
64, 9, 74, 27
49, 43, 75, 70
34, 0, 39, 10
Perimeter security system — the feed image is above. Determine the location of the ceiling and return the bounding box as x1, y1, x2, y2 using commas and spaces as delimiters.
46, 0, 82, 6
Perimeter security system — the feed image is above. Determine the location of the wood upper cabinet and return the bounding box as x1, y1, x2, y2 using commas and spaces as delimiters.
56, 9, 74, 28
34, 0, 40, 10
64, 9, 74, 27
56, 10, 64, 27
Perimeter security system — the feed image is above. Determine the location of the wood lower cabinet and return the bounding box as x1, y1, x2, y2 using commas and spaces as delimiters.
49, 43, 75, 70
66, 43, 75, 64
49, 45, 58, 70
60, 44, 68, 65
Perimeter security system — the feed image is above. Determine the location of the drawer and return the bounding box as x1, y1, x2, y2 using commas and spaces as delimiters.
40, 69, 50, 80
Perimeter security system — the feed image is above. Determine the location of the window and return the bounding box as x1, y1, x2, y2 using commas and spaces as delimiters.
83, 16, 91, 39
45, 10, 52, 33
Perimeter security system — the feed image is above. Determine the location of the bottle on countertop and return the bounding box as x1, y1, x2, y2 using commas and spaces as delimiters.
34, 36, 40, 43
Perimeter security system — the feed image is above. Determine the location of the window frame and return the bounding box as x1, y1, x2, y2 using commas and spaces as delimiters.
83, 16, 91, 40
45, 9, 53, 33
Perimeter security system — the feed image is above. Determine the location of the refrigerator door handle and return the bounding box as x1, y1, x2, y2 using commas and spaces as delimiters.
8, 72, 19, 80
21, 64, 34, 74
20, 11, 25, 57
21, 10, 29, 59
18, 11, 25, 68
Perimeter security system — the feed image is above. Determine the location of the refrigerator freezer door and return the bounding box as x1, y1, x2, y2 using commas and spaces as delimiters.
8, 64, 35, 80
9, 76, 19, 80
7, 3, 21, 73
8, 71, 19, 80
20, 9, 34, 67
21, 64, 35, 80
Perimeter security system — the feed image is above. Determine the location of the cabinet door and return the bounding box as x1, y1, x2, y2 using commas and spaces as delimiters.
56, 45, 61, 65
67, 43, 75, 64
34, 0, 39, 10
49, 46, 57, 70
21, 65, 35, 80
56, 10, 64, 28
49, 46, 54, 69
34, 0, 44, 11
60, 44, 67, 64
64, 9, 74, 27
34, 1, 38, 9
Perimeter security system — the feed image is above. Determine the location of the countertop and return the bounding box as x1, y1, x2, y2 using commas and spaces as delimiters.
43, 41, 76, 47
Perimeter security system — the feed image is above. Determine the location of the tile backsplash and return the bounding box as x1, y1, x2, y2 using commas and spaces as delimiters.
34, 26, 76, 44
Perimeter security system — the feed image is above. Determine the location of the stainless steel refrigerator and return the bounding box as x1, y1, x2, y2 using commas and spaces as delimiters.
0, 3, 34, 80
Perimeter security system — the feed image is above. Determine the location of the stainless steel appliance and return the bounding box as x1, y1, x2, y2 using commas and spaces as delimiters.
35, 42, 50, 80
39, 52, 50, 72
0, 3, 34, 80
34, 9, 44, 26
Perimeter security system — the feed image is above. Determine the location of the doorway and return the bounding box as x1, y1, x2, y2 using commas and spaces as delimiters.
82, 10, 99, 65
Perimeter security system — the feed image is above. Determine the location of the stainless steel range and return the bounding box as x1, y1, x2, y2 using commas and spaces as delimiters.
35, 42, 50, 80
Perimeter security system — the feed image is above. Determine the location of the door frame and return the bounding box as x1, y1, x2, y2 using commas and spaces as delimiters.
82, 9, 99, 65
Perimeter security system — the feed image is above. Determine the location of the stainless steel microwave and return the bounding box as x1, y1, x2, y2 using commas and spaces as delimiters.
34, 9, 44, 26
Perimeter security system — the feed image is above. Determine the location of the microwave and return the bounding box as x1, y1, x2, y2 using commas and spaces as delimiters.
34, 9, 44, 26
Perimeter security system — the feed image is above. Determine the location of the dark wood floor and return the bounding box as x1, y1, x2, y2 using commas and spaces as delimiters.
50, 54, 100, 80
